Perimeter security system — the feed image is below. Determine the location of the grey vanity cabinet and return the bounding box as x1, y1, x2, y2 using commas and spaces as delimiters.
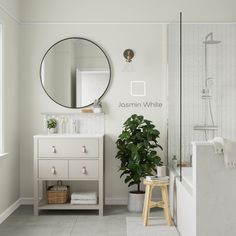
34, 135, 104, 216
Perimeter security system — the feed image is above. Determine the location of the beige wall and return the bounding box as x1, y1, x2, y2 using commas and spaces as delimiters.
19, 23, 167, 199
0, 0, 19, 20
0, 0, 235, 212
19, 0, 236, 23
0, 1, 20, 214
17, 1, 235, 201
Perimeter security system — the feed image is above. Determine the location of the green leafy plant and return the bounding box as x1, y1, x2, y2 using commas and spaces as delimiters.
116, 114, 163, 193
47, 118, 57, 129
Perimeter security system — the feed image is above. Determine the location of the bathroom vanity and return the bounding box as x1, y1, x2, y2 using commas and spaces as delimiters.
33, 134, 104, 216
34, 36, 111, 216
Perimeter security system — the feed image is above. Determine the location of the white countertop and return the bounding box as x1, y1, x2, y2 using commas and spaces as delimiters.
34, 134, 104, 138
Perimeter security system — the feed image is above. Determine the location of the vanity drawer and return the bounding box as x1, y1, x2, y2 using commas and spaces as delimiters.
38, 138, 99, 158
69, 160, 99, 179
39, 160, 68, 179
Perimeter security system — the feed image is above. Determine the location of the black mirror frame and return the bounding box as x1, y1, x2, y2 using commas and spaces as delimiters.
39, 37, 112, 109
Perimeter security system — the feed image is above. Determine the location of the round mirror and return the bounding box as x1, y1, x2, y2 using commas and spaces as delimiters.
40, 37, 111, 108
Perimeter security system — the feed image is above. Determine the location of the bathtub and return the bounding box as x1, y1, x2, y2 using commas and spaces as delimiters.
176, 167, 193, 189
169, 167, 195, 236
169, 142, 236, 236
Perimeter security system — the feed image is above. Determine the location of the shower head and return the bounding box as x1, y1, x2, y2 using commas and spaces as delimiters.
203, 40, 221, 44
203, 32, 221, 44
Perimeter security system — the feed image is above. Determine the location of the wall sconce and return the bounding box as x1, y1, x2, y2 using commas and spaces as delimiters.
123, 49, 135, 72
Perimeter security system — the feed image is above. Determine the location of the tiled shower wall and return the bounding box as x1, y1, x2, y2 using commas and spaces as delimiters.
168, 24, 236, 164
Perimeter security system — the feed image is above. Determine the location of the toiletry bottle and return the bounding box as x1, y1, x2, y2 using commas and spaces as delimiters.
76, 120, 79, 133
172, 155, 178, 169
64, 117, 68, 133
61, 117, 66, 134
72, 119, 77, 134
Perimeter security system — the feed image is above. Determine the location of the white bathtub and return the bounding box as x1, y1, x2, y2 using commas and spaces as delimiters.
169, 166, 195, 236
182, 167, 193, 188
170, 142, 236, 236
175, 167, 193, 190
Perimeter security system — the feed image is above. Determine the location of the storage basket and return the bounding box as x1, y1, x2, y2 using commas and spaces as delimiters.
46, 181, 70, 204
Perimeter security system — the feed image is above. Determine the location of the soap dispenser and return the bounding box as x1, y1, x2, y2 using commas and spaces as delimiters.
172, 155, 178, 169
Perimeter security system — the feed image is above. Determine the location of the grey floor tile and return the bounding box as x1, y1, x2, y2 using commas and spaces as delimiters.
0, 205, 157, 236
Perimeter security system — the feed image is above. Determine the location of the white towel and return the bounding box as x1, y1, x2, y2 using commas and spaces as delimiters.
146, 176, 169, 181
223, 139, 236, 168
71, 192, 97, 200
210, 137, 224, 154
71, 199, 97, 205
50, 186, 68, 191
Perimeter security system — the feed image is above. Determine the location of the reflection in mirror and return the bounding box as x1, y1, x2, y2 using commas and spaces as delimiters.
40, 38, 111, 108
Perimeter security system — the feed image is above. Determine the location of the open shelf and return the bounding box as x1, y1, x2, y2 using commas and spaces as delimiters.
38, 200, 99, 210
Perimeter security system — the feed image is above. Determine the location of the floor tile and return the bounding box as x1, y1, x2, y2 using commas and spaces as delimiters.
0, 205, 165, 236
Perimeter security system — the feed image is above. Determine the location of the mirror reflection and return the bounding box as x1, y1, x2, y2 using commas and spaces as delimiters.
40, 38, 111, 108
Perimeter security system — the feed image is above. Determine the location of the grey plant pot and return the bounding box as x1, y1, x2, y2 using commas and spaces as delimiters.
127, 191, 145, 212
48, 128, 56, 134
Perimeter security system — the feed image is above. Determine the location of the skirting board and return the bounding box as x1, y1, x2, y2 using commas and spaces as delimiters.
105, 197, 128, 205
19, 198, 35, 205
0, 199, 21, 224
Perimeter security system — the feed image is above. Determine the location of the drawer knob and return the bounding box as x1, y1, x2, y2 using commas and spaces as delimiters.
82, 166, 87, 174
51, 166, 56, 175
82, 145, 87, 153
52, 146, 56, 153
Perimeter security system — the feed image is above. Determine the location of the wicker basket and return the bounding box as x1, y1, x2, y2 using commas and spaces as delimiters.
46, 181, 70, 204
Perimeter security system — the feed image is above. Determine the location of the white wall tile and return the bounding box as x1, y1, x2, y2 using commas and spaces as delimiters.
168, 24, 236, 164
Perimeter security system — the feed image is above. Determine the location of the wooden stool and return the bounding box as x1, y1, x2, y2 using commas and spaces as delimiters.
143, 179, 173, 226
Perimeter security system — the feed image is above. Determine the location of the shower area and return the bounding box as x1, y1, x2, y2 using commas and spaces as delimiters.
167, 13, 236, 236
168, 18, 236, 172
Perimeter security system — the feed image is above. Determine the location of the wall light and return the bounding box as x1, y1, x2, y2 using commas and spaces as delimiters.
122, 49, 135, 72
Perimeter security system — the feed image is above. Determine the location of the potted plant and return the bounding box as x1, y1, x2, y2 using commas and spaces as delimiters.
93, 99, 102, 113
47, 118, 57, 134
116, 114, 162, 212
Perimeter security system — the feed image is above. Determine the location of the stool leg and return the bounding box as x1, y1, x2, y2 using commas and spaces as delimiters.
161, 186, 167, 220
162, 185, 173, 226
143, 185, 152, 226
142, 186, 148, 218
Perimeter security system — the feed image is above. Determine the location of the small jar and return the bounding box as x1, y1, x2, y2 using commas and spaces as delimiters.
93, 107, 102, 113
156, 165, 166, 177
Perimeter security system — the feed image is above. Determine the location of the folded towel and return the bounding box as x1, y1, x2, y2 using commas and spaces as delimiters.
146, 176, 169, 181
71, 192, 97, 200
223, 139, 236, 168
50, 186, 68, 191
71, 199, 97, 205
210, 137, 224, 154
